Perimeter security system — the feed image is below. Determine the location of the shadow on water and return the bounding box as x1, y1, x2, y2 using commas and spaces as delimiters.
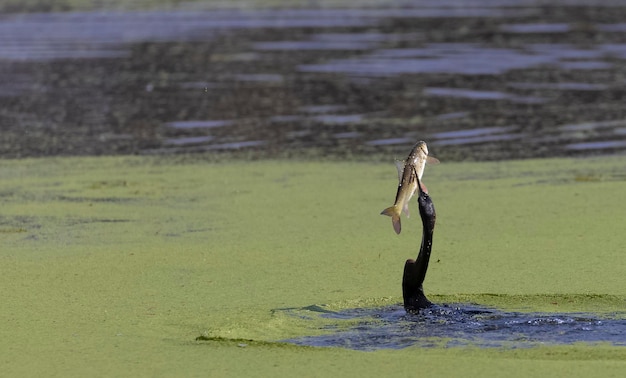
280, 304, 626, 350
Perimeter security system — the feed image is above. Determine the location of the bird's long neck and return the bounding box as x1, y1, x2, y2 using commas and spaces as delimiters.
402, 190, 436, 312
413, 216, 435, 288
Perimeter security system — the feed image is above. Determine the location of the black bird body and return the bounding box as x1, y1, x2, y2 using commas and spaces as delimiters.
402, 175, 436, 312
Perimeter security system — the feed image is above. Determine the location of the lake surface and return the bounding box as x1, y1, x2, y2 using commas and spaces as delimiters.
1, 1, 626, 160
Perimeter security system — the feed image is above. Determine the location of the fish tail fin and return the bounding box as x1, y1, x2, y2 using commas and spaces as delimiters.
381, 206, 402, 234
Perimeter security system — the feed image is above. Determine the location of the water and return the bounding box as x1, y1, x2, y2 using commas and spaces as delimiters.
166, 120, 235, 130
431, 126, 525, 146
2, 2, 626, 159
506, 82, 608, 91
367, 137, 415, 146
423, 87, 546, 104
282, 304, 626, 350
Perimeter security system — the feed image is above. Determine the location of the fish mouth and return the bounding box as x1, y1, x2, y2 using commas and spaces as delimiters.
418, 142, 428, 156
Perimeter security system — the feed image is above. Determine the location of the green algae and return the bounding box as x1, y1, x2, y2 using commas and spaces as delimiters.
1, 155, 626, 376
433, 294, 626, 313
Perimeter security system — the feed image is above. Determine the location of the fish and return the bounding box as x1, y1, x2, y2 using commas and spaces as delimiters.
380, 140, 439, 235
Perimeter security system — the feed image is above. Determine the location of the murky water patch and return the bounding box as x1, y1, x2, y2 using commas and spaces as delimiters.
300, 105, 347, 114
334, 131, 362, 139
313, 32, 418, 44
3, 4, 626, 160
253, 32, 420, 52
0, 74, 46, 97
565, 140, 626, 151
271, 115, 302, 124
502, 22, 626, 34
299, 45, 542, 76
424, 87, 546, 104
0, 7, 534, 62
500, 23, 571, 34
507, 82, 608, 91
598, 23, 626, 32
166, 120, 235, 130
525, 43, 607, 60
435, 111, 470, 120
559, 61, 612, 70
162, 110, 366, 151
430, 126, 525, 146
232, 74, 284, 83
163, 136, 214, 146
282, 304, 626, 350
559, 119, 626, 132
254, 40, 377, 51
300, 46, 555, 76
0, 9, 375, 61
615, 128, 626, 136
554, 119, 626, 151
299, 42, 625, 77
432, 126, 517, 140
286, 130, 311, 139
313, 114, 364, 125
203, 140, 266, 150
367, 126, 526, 148
366, 137, 414, 146
432, 133, 525, 146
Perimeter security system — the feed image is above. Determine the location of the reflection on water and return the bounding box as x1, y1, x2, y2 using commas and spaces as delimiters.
300, 105, 347, 114
282, 304, 626, 350
500, 23, 571, 33
299, 42, 626, 76
424, 87, 546, 104
0, 7, 535, 61
334, 131, 362, 139
206, 140, 266, 150
300, 45, 553, 76
566, 140, 626, 151
166, 120, 234, 130
506, 82, 608, 91
435, 111, 470, 120
163, 135, 213, 146
367, 137, 414, 146
233, 74, 284, 83
1, 2, 626, 159
502, 22, 626, 34
0, 9, 379, 60
559, 61, 612, 70
559, 119, 626, 132
433, 133, 525, 146
254, 40, 376, 51
313, 114, 364, 125
431, 126, 525, 146
432, 126, 516, 139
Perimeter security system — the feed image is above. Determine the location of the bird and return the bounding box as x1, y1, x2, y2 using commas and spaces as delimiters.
402, 174, 437, 312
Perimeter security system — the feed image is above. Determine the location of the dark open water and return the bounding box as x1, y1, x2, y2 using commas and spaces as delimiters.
1, 1, 626, 160
281, 303, 626, 350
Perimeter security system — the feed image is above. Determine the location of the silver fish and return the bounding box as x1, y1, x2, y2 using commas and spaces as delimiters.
381, 141, 439, 234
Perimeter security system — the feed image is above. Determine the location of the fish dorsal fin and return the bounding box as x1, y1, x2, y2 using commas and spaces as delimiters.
426, 156, 440, 165
395, 160, 405, 182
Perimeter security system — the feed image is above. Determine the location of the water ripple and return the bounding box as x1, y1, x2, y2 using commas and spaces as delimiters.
283, 304, 626, 350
